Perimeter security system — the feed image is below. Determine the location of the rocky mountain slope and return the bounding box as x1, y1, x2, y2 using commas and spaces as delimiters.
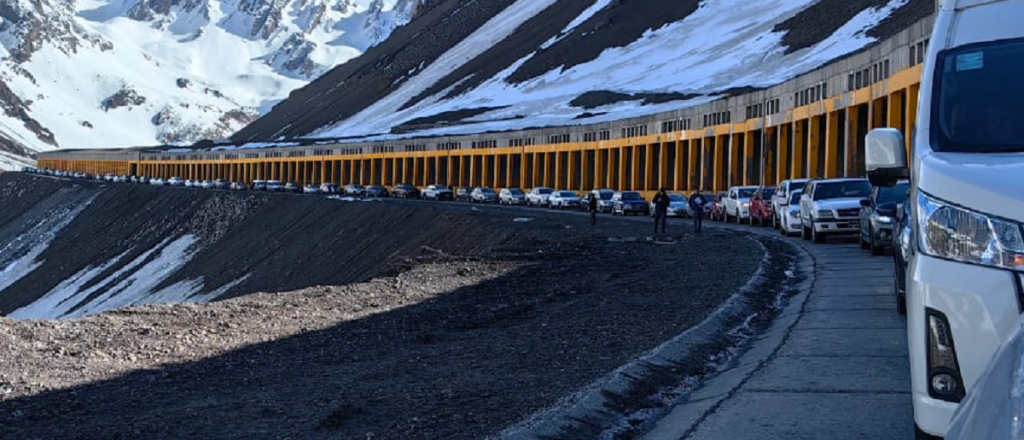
0, 0, 428, 169
233, 0, 933, 144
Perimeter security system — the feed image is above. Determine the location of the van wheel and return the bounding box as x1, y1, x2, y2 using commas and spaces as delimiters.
801, 225, 811, 241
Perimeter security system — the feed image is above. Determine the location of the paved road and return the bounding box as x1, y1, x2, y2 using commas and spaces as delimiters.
640, 220, 913, 439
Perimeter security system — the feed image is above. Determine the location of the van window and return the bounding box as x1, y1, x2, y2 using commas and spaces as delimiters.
933, 38, 1024, 152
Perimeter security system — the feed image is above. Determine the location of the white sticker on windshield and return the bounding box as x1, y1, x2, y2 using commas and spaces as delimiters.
956, 52, 984, 71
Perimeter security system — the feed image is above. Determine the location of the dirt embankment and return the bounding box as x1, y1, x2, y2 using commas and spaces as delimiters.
0, 172, 778, 440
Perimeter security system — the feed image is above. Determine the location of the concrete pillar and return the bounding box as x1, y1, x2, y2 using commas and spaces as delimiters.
808, 115, 822, 178
825, 112, 841, 178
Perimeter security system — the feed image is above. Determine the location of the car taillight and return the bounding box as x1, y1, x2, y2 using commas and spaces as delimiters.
926, 308, 965, 402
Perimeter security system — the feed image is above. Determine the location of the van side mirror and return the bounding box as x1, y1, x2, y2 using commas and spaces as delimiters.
866, 128, 909, 187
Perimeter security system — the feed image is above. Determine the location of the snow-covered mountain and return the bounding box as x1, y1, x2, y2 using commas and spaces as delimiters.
234, 0, 933, 143
0, 0, 426, 169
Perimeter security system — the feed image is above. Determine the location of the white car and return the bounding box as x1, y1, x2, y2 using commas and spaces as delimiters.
864, 1, 1024, 436
778, 190, 803, 236
723, 186, 758, 222
149, 178, 166, 186
499, 188, 526, 205
168, 177, 185, 186
184, 179, 195, 188
526, 187, 553, 207
200, 180, 214, 189
649, 193, 689, 217
798, 178, 871, 243
266, 180, 284, 192
421, 184, 453, 200
548, 190, 581, 209
772, 179, 809, 229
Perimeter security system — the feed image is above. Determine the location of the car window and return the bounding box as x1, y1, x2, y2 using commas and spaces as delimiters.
668, 194, 685, 202
876, 182, 910, 205
622, 192, 642, 201
738, 188, 755, 198
812, 181, 871, 200
598, 191, 614, 200
539, 188, 552, 194
789, 191, 802, 204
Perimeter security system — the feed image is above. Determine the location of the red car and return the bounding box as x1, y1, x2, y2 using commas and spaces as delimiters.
749, 186, 777, 226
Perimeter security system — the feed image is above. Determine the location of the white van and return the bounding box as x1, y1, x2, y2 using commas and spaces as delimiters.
865, 0, 1024, 438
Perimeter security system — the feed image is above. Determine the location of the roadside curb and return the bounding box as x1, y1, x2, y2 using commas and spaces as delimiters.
638, 236, 816, 440
494, 233, 810, 440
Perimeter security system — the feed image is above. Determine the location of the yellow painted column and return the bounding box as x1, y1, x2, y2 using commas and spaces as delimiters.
631, 146, 641, 190
777, 124, 790, 184
846, 106, 861, 177
743, 131, 755, 185
645, 143, 655, 191
673, 142, 684, 191
888, 90, 904, 131
807, 116, 822, 179
728, 134, 740, 188
825, 112, 841, 178
469, 154, 477, 188
506, 153, 514, 189
713, 135, 726, 191
791, 121, 805, 179
566, 151, 575, 190
688, 140, 700, 190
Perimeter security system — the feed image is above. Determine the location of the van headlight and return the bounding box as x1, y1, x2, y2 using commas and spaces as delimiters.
917, 192, 1024, 271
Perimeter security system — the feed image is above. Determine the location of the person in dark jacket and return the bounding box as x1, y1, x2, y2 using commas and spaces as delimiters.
652, 188, 670, 234
587, 192, 598, 226
689, 189, 708, 234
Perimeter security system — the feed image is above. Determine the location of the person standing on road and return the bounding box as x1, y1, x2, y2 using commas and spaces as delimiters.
689, 189, 708, 234
587, 192, 598, 227
652, 188, 670, 234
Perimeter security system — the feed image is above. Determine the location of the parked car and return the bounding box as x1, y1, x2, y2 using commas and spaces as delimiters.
722, 186, 758, 223
303, 184, 319, 194
266, 180, 284, 192
709, 193, 728, 222
200, 180, 215, 189
684, 192, 713, 219
284, 182, 302, 193
892, 201, 912, 316
168, 176, 185, 186
185, 179, 196, 188
649, 193, 688, 217
150, 178, 166, 186
319, 183, 338, 194
864, 5, 1024, 434
253, 180, 268, 191
798, 178, 871, 243
859, 180, 910, 255
778, 190, 804, 236
213, 179, 230, 189
548, 190, 581, 209
391, 183, 419, 199
456, 187, 474, 202
421, 184, 453, 200
343, 183, 364, 196
526, 187, 553, 207
772, 179, 809, 229
582, 189, 616, 213
230, 182, 248, 191
749, 186, 776, 226
611, 191, 647, 216
365, 185, 389, 197
471, 187, 498, 203
499, 188, 526, 205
